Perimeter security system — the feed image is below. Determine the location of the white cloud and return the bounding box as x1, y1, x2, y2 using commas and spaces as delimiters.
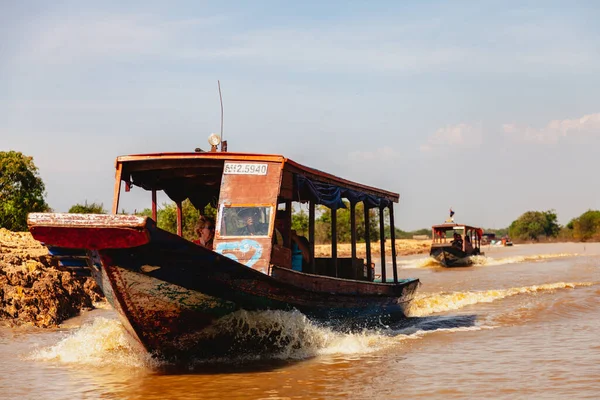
10, 11, 599, 74
420, 123, 482, 152
13, 14, 228, 65
503, 112, 600, 144
348, 146, 399, 162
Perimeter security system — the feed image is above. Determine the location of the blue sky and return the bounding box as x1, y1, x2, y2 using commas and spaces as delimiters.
2, 1, 599, 230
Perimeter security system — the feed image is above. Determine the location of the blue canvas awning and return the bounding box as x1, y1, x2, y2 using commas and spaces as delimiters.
295, 175, 392, 210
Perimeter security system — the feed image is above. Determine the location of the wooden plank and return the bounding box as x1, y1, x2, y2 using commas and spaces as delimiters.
112, 162, 123, 214
27, 213, 150, 249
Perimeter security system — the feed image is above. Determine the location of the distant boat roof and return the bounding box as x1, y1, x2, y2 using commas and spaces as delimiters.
431, 223, 482, 230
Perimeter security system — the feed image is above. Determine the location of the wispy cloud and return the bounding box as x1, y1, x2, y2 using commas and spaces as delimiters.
9, 10, 599, 74
420, 123, 482, 152
12, 14, 229, 65
503, 112, 600, 144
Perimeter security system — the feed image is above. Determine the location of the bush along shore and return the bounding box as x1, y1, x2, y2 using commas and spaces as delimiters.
0, 229, 103, 328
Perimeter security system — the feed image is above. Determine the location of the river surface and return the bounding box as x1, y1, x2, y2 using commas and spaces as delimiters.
1, 242, 599, 399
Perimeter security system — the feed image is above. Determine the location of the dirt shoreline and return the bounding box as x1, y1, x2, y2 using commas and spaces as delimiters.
0, 229, 102, 328
314, 240, 430, 258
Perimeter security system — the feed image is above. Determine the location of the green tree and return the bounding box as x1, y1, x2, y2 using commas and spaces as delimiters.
571, 210, 600, 241
314, 201, 380, 243
291, 208, 309, 237
137, 199, 213, 241
508, 210, 560, 241
0, 151, 49, 231
68, 201, 106, 214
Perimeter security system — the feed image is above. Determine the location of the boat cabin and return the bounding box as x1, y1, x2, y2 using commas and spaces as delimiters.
431, 223, 483, 255
111, 144, 402, 283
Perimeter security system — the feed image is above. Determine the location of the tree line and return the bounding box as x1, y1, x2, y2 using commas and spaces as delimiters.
3, 151, 600, 243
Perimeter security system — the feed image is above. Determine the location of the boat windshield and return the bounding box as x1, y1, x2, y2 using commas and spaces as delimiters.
219, 206, 272, 237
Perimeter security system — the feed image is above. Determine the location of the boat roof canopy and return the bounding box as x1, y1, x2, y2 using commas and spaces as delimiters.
432, 223, 482, 231
116, 152, 399, 210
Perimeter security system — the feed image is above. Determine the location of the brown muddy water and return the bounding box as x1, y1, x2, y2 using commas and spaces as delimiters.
1, 243, 599, 399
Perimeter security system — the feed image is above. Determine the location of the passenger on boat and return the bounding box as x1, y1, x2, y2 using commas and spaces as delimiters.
273, 210, 311, 271
194, 215, 215, 250
451, 233, 463, 249
464, 235, 474, 253
238, 209, 268, 236
273, 210, 286, 245
290, 230, 311, 272
436, 229, 445, 242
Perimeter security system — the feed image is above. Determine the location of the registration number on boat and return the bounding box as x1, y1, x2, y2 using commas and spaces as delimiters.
224, 162, 268, 175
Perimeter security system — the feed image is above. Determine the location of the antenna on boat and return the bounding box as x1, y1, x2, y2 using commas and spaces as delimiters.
207, 81, 227, 152
218, 80, 227, 152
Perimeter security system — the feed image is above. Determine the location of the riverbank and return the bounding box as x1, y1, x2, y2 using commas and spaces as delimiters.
0, 229, 102, 328
314, 240, 430, 258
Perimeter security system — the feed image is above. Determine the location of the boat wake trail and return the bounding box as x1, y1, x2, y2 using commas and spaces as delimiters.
400, 253, 579, 269
470, 253, 578, 266
406, 281, 595, 317
28, 280, 596, 367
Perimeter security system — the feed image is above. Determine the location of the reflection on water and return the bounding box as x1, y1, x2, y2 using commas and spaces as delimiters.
2, 243, 600, 399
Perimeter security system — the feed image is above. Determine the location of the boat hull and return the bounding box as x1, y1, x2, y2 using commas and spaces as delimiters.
430, 245, 474, 267
29, 213, 420, 359
92, 252, 418, 358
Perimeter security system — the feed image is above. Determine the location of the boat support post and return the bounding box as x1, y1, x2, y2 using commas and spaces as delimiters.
151, 189, 157, 221
379, 206, 386, 283
350, 201, 357, 262
111, 162, 123, 214
309, 200, 316, 274
389, 204, 398, 283
364, 204, 372, 281
332, 205, 338, 277
176, 201, 183, 236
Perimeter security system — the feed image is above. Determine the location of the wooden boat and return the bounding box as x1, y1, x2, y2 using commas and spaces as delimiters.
430, 223, 484, 267
28, 139, 420, 359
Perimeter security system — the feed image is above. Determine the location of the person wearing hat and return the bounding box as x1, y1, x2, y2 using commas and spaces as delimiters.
451, 232, 463, 249
238, 208, 268, 235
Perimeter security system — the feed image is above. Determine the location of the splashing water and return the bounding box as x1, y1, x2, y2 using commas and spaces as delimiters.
28, 317, 157, 368
192, 309, 398, 361
406, 281, 596, 317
